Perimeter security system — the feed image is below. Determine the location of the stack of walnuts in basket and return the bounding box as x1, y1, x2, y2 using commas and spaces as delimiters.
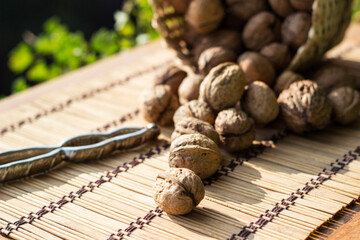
140, 0, 359, 215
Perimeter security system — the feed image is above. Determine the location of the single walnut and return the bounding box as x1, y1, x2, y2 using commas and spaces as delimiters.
242, 11, 281, 51
328, 87, 360, 125
199, 63, 246, 112
178, 74, 203, 105
153, 168, 205, 215
274, 70, 303, 95
215, 109, 255, 153
198, 47, 237, 75
269, 0, 294, 18
171, 117, 220, 144
193, 30, 243, 61
155, 65, 187, 96
169, 134, 221, 179
260, 43, 292, 72
282, 12, 312, 50
238, 51, 276, 86
313, 64, 354, 93
225, 0, 268, 28
168, 0, 192, 14
289, 0, 314, 11
140, 85, 180, 126
278, 80, 332, 134
173, 100, 215, 125
243, 81, 279, 125
186, 0, 224, 34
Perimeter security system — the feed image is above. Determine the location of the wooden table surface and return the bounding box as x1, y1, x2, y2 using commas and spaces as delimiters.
0, 24, 359, 240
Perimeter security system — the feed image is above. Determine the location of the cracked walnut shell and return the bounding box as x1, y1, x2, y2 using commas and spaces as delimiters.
153, 168, 205, 215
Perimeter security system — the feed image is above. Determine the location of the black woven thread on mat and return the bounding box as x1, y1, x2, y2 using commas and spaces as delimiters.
92, 109, 140, 132
228, 146, 360, 240
0, 141, 170, 238
0, 61, 169, 138
106, 130, 288, 239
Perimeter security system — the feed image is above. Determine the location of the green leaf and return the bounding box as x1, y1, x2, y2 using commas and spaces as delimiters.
44, 17, 61, 33
8, 43, 34, 74
91, 28, 120, 56
27, 60, 50, 82
12, 77, 29, 93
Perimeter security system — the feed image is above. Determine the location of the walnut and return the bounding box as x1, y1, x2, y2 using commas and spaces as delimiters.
215, 108, 255, 153
155, 65, 187, 96
178, 74, 203, 105
238, 51, 276, 86
199, 62, 246, 112
169, 134, 221, 179
274, 70, 303, 95
171, 117, 220, 144
278, 80, 332, 134
289, 0, 314, 11
313, 64, 354, 93
260, 43, 292, 72
186, 0, 225, 34
198, 47, 237, 75
153, 168, 205, 215
243, 81, 279, 125
173, 100, 215, 125
193, 30, 243, 61
224, 0, 268, 28
140, 85, 179, 126
269, 0, 294, 18
281, 12, 312, 50
242, 11, 281, 51
168, 0, 192, 14
328, 87, 360, 125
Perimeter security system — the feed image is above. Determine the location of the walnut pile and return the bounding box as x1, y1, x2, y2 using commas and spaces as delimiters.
155, 65, 187, 96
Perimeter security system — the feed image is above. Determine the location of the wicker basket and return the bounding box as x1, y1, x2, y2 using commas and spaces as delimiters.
150, 0, 353, 73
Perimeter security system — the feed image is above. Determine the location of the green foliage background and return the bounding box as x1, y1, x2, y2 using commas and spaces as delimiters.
7, 0, 360, 95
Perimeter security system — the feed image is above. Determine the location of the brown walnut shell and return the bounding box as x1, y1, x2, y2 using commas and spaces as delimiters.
328, 87, 360, 125
278, 80, 332, 134
155, 65, 187, 96
186, 0, 224, 34
173, 100, 215, 125
243, 81, 279, 125
238, 51, 276, 86
199, 62, 246, 112
140, 85, 180, 126
313, 64, 354, 93
269, 0, 294, 18
260, 43, 292, 72
153, 168, 205, 215
178, 74, 204, 105
169, 134, 221, 179
198, 47, 237, 75
171, 117, 220, 144
168, 0, 192, 14
215, 108, 255, 153
242, 11, 281, 51
281, 12, 312, 51
274, 70, 303, 95
290, 0, 314, 11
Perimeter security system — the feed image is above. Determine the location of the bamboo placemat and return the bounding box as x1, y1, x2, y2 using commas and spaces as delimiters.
0, 25, 360, 240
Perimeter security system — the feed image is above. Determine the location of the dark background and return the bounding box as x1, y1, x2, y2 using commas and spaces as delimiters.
0, 0, 124, 96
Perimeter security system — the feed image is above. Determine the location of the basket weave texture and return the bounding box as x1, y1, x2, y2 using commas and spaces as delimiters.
150, 0, 353, 72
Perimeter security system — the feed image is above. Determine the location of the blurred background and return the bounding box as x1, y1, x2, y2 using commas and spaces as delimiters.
0, 0, 359, 98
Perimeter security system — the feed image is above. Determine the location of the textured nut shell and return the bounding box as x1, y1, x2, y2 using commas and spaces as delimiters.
173, 100, 215, 125
243, 81, 279, 125
313, 64, 354, 93
242, 11, 281, 51
186, 0, 224, 34
171, 117, 220, 144
153, 168, 205, 215
198, 47, 237, 75
199, 63, 245, 112
178, 74, 203, 105
278, 80, 332, 134
269, 0, 294, 18
290, 0, 314, 11
328, 87, 360, 125
169, 134, 221, 179
282, 12, 312, 50
168, 0, 192, 14
274, 70, 303, 95
215, 109, 255, 152
260, 43, 292, 72
238, 51, 276, 86
155, 65, 187, 96
140, 85, 180, 126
